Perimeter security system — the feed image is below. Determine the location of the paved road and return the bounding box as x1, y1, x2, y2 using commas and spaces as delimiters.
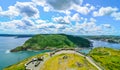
26, 61, 41, 70
86, 56, 103, 70
39, 54, 51, 70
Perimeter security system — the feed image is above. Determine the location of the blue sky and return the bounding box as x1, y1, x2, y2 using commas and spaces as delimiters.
0, 0, 120, 35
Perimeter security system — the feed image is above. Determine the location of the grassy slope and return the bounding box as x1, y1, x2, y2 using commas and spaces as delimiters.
89, 47, 120, 70
11, 34, 91, 52
4, 52, 97, 70
41, 53, 97, 70
4, 53, 49, 70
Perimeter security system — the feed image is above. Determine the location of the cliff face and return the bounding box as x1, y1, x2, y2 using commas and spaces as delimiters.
11, 34, 91, 52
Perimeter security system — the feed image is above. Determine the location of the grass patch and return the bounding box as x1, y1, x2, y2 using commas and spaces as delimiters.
40, 53, 97, 70
89, 47, 120, 70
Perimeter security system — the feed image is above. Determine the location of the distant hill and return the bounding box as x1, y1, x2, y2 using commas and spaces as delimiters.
0, 34, 34, 38
11, 34, 91, 52
85, 35, 120, 43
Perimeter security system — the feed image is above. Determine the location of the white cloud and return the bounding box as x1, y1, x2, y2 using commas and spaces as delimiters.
15, 2, 39, 18
46, 17, 112, 35
0, 2, 39, 19
44, 6, 50, 12
71, 13, 81, 21
36, 22, 70, 34
36, 23, 66, 29
0, 0, 117, 35
0, 18, 69, 34
71, 18, 114, 35
72, 4, 95, 15
52, 16, 71, 24
0, 6, 2, 12
32, 0, 46, 6
52, 13, 82, 24
0, 6, 19, 18
90, 18, 96, 22
0, 18, 36, 31
102, 24, 111, 28
90, 6, 95, 11
65, 11, 71, 15
93, 7, 118, 17
32, 0, 94, 15
0, 20, 23, 31
111, 12, 120, 20
35, 19, 47, 24
21, 18, 35, 26
0, 17, 116, 35
45, 0, 82, 10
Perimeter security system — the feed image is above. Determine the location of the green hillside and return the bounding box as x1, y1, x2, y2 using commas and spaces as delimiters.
89, 47, 120, 70
11, 34, 91, 52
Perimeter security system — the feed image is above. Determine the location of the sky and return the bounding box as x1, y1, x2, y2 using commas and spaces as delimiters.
0, 0, 120, 35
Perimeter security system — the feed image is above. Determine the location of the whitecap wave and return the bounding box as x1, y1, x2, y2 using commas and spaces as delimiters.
5, 50, 10, 54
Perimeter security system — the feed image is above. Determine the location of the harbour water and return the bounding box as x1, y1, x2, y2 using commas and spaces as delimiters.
0, 37, 49, 70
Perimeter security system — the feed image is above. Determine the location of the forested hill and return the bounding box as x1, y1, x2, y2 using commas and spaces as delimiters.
11, 34, 91, 52
85, 35, 120, 43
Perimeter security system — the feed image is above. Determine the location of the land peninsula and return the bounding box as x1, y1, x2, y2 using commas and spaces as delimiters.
11, 34, 91, 52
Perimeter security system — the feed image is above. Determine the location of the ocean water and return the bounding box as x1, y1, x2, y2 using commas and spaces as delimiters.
79, 40, 120, 54
92, 40, 120, 49
0, 37, 50, 70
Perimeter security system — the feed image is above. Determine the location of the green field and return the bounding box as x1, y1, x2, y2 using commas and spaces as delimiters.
89, 47, 120, 70
40, 53, 97, 70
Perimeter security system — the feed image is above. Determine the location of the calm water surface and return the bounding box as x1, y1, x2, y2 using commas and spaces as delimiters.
0, 37, 50, 70
92, 40, 120, 49
79, 40, 120, 54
